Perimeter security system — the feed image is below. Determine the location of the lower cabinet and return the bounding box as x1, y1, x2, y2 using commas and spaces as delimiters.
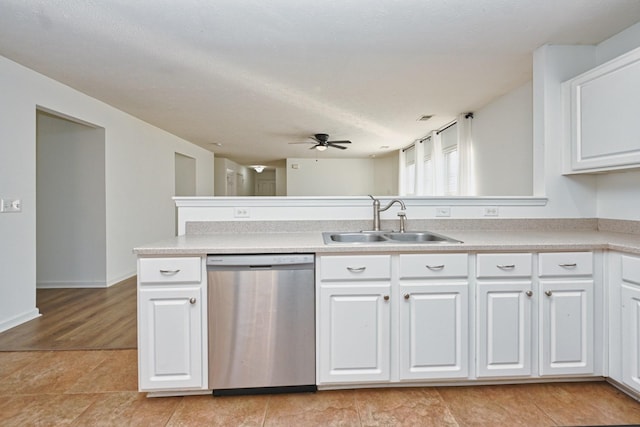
137, 256, 206, 392
317, 253, 469, 385
138, 286, 204, 390
539, 280, 594, 376
399, 283, 468, 379
318, 285, 391, 383
477, 281, 533, 377
620, 253, 640, 393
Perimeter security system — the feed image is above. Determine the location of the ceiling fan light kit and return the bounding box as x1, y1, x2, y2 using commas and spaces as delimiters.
290, 133, 352, 151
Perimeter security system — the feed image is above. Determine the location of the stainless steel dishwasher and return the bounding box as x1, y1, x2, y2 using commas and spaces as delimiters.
207, 253, 316, 395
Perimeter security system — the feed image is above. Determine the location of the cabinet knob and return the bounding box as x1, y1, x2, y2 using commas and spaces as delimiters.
404, 293, 410, 300
526, 290, 533, 297
545, 290, 553, 297
189, 297, 197, 304
383, 295, 390, 301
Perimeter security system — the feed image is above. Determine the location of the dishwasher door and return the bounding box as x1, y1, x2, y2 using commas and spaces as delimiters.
207, 254, 315, 393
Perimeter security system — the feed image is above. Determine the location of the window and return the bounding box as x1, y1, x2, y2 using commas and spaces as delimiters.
443, 146, 458, 196
399, 118, 472, 196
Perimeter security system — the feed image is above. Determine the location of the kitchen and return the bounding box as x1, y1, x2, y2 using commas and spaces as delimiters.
2, 1, 640, 425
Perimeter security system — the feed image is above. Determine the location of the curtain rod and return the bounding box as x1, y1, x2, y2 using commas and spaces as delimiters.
436, 120, 457, 135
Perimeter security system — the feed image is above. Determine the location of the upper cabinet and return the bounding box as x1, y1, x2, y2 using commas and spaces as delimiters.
563, 46, 640, 174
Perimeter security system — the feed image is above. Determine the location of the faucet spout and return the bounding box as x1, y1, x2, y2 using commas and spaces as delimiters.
368, 196, 406, 232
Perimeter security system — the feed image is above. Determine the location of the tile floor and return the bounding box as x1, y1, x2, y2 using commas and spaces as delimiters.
1, 349, 640, 426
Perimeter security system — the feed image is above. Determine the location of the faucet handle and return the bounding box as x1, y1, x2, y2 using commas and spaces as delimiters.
397, 211, 407, 233
368, 194, 376, 201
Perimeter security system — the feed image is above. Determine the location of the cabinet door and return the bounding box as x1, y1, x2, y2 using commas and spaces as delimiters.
138, 287, 203, 390
622, 284, 640, 392
318, 284, 391, 384
477, 282, 532, 377
539, 280, 594, 376
399, 283, 468, 380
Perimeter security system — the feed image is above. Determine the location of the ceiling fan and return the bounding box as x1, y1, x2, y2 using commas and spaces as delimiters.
290, 133, 352, 151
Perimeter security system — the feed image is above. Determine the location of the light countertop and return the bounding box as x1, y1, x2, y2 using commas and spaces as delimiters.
133, 229, 640, 256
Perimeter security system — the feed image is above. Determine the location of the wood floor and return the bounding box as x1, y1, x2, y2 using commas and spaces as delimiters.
0, 277, 137, 351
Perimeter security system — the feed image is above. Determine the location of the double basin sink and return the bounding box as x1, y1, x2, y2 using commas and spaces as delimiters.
322, 231, 462, 245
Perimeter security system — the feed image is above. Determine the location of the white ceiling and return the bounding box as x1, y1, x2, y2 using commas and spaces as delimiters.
1, 1, 639, 166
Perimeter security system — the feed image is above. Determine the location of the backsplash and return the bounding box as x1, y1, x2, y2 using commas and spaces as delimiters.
185, 218, 601, 235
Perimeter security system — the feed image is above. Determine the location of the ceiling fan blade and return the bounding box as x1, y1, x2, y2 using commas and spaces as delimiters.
309, 145, 319, 150
328, 143, 348, 150
289, 141, 316, 144
328, 140, 351, 144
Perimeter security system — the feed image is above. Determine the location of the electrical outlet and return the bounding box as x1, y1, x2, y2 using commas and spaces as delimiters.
484, 206, 499, 217
233, 207, 250, 218
435, 207, 451, 217
0, 198, 21, 213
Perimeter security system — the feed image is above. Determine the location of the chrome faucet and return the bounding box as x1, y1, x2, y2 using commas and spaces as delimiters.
368, 195, 407, 232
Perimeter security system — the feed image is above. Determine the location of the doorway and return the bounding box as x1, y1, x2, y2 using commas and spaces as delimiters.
36, 109, 106, 289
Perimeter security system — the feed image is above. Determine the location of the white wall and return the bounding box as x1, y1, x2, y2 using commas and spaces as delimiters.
473, 82, 533, 196
286, 158, 378, 196
0, 55, 214, 332
36, 112, 106, 288
373, 152, 399, 196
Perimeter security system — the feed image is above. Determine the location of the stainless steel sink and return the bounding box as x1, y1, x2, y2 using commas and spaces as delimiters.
326, 232, 389, 243
384, 231, 460, 243
322, 231, 462, 245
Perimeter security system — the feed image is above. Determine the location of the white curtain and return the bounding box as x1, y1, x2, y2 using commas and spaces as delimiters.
457, 113, 475, 196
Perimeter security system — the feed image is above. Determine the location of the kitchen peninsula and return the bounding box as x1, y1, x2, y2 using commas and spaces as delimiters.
135, 212, 640, 401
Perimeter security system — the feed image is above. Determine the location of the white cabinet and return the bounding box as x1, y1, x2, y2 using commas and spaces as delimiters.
137, 256, 207, 392
317, 253, 469, 384
477, 281, 533, 377
318, 285, 391, 383
476, 253, 533, 377
398, 253, 469, 380
620, 254, 640, 393
539, 280, 594, 376
399, 283, 468, 379
538, 252, 594, 376
564, 46, 640, 174
317, 255, 391, 384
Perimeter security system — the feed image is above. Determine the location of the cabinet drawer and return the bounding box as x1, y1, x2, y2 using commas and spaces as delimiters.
622, 255, 640, 285
320, 255, 391, 281
139, 257, 202, 284
476, 253, 532, 278
538, 252, 593, 277
399, 253, 468, 279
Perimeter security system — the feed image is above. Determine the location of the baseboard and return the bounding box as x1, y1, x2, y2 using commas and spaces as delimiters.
0, 309, 41, 333
37, 273, 137, 289
106, 272, 136, 287
37, 280, 108, 289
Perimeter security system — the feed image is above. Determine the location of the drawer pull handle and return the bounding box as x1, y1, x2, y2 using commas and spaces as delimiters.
497, 264, 515, 270
159, 269, 181, 275
525, 290, 533, 297
189, 297, 196, 305
559, 263, 577, 268
347, 266, 366, 273
426, 264, 445, 270
545, 290, 553, 297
